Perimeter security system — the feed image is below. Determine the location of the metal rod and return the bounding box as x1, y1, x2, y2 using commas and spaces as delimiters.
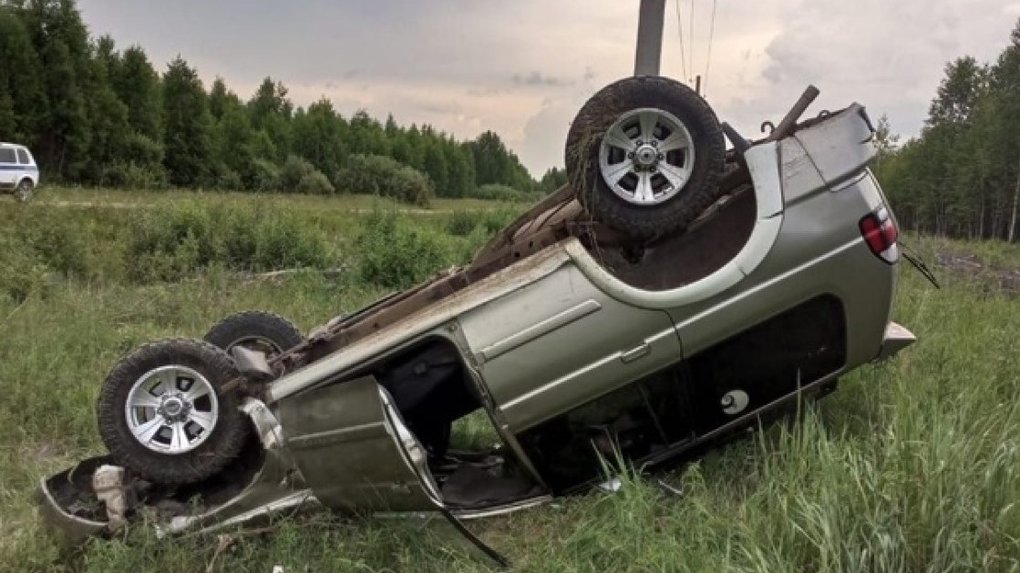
635, 0, 667, 76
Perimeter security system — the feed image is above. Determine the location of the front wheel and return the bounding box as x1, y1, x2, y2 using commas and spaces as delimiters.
15, 179, 33, 202
96, 339, 249, 485
565, 76, 725, 240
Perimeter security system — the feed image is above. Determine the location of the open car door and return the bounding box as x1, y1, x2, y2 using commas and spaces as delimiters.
275, 375, 508, 566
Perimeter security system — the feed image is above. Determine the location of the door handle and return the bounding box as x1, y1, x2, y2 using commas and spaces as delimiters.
620, 342, 651, 364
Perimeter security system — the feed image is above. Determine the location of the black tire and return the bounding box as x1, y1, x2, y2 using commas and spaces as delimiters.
565, 76, 725, 240
97, 339, 249, 485
203, 311, 304, 357
15, 179, 33, 203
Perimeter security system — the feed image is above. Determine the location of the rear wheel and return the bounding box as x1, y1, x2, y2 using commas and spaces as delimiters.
565, 76, 725, 240
96, 339, 249, 485
204, 311, 303, 358
15, 179, 33, 202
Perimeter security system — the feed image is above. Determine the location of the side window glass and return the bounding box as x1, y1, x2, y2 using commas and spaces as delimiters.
16, 149, 29, 164
0, 149, 15, 164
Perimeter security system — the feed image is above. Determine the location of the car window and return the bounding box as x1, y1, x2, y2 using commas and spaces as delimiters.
0, 148, 15, 163
16, 149, 30, 164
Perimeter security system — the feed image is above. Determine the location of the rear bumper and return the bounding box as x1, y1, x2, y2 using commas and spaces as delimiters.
875, 321, 915, 361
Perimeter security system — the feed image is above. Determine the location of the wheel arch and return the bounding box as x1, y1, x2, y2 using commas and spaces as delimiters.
566, 141, 785, 310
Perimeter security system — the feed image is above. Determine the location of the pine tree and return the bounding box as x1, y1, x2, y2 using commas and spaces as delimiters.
23, 0, 93, 178
0, 5, 45, 144
84, 35, 131, 184
112, 45, 161, 139
291, 97, 345, 183
162, 56, 213, 187
248, 77, 292, 157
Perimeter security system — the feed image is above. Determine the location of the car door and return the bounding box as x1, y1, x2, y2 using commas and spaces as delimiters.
459, 262, 682, 433
274, 375, 511, 566
274, 375, 441, 513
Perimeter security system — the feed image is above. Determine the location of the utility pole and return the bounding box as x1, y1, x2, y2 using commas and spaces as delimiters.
634, 0, 666, 76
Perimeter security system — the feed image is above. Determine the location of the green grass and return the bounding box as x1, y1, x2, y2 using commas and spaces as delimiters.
0, 193, 1018, 572
32, 185, 521, 214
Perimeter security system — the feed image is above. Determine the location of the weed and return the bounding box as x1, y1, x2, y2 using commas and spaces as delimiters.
126, 201, 333, 282
355, 209, 451, 288
446, 210, 479, 236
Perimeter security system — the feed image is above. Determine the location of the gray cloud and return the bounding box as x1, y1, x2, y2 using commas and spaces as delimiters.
77, 0, 1019, 176
714, 0, 1016, 143
513, 71, 573, 87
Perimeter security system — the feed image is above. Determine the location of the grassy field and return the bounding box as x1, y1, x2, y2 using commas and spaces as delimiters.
32, 186, 517, 213
1, 191, 1018, 572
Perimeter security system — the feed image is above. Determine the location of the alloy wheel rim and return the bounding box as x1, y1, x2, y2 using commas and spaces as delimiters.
598, 107, 695, 206
124, 365, 219, 455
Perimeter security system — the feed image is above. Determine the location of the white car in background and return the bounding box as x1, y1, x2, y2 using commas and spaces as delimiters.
0, 142, 39, 202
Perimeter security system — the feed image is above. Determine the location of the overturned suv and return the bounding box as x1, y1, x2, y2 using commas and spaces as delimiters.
40, 78, 915, 550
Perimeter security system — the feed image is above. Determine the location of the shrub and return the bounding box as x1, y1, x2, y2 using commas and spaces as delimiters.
279, 155, 335, 194
468, 183, 537, 203
250, 159, 281, 192
101, 161, 169, 189
0, 210, 92, 283
214, 168, 244, 191
126, 201, 332, 282
296, 170, 335, 195
355, 210, 449, 288
0, 236, 49, 303
480, 207, 520, 234
337, 154, 434, 207
445, 210, 479, 236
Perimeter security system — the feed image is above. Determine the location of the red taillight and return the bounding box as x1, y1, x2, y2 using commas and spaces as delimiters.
859, 207, 899, 264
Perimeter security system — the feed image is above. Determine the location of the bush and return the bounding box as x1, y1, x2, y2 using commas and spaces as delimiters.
468, 183, 537, 203
480, 207, 520, 234
296, 170, 334, 195
445, 210, 479, 236
279, 155, 335, 194
126, 201, 332, 282
0, 236, 49, 303
337, 154, 435, 207
214, 168, 243, 191
101, 161, 169, 189
355, 210, 449, 288
250, 159, 281, 192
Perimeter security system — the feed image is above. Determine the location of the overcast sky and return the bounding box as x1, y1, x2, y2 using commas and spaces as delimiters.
77, 0, 1020, 176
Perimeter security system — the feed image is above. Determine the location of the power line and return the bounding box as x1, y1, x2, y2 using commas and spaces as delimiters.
675, 0, 688, 82
689, 0, 696, 82
704, 0, 718, 94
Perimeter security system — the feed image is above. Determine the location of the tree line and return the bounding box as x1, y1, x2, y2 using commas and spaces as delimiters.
0, 0, 567, 199
875, 19, 1020, 242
